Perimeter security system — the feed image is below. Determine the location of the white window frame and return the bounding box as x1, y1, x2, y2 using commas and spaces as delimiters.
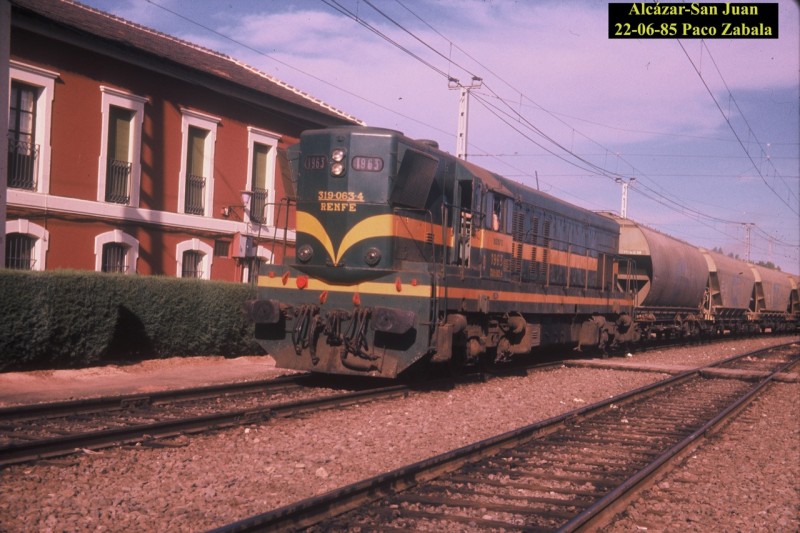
94, 229, 140, 274
245, 127, 281, 226
242, 244, 274, 283
176, 238, 213, 279
9, 61, 58, 194
178, 109, 219, 217
97, 86, 147, 206
5, 219, 49, 271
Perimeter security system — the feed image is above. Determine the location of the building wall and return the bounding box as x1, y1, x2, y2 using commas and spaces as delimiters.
6, 22, 312, 281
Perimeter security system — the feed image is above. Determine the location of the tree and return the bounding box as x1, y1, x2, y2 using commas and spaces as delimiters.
755, 260, 780, 271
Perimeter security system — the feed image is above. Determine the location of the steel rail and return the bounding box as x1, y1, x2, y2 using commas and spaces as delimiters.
206, 343, 798, 532
562, 355, 800, 531
0, 355, 538, 467
0, 384, 410, 467
0, 373, 309, 421
207, 371, 703, 531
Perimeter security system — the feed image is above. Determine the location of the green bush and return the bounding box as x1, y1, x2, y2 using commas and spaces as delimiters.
0, 270, 262, 371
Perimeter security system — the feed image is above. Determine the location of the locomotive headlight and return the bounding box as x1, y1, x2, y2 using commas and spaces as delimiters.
331, 148, 346, 177
364, 247, 382, 266
331, 148, 346, 162
331, 162, 345, 177
297, 244, 314, 263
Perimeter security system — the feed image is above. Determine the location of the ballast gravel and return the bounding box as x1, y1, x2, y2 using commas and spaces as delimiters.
0, 336, 797, 532
601, 377, 800, 532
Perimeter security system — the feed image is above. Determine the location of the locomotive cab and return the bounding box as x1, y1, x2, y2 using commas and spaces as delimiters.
293, 128, 403, 283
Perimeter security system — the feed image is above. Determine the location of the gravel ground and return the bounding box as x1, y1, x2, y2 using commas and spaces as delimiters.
0, 336, 797, 532
602, 379, 800, 532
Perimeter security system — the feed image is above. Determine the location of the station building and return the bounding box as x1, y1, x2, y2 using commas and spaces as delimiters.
3, 0, 361, 281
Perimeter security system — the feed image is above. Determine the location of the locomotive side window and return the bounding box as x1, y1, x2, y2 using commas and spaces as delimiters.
485, 193, 504, 232
492, 196, 503, 231
485, 193, 513, 234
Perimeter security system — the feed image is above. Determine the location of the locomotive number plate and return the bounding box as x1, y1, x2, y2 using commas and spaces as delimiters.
318, 190, 365, 212
304, 155, 327, 170
352, 156, 384, 172
318, 191, 365, 202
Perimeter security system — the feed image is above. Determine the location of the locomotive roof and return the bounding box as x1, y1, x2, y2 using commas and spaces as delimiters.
305, 125, 621, 233
454, 153, 620, 233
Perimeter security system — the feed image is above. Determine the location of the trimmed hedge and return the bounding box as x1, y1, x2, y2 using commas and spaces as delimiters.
0, 270, 262, 371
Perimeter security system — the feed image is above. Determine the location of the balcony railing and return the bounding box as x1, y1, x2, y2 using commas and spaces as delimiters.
105, 159, 132, 204
185, 174, 206, 215
249, 188, 269, 224
7, 138, 39, 190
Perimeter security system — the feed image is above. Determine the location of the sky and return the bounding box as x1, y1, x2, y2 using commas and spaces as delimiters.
78, 0, 800, 273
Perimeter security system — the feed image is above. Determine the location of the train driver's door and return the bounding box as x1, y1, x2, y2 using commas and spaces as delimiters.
451, 180, 474, 266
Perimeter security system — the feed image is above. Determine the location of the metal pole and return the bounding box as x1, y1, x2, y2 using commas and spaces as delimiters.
620, 181, 629, 219
616, 177, 635, 219
456, 86, 469, 160
449, 76, 482, 161
743, 223, 752, 262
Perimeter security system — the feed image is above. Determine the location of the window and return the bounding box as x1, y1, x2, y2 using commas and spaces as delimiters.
105, 107, 133, 203
102, 243, 127, 273
249, 144, 270, 224
8, 61, 57, 193
182, 250, 203, 278
5, 233, 35, 270
185, 126, 208, 215
485, 193, 511, 233
97, 87, 146, 206
94, 230, 139, 274
178, 109, 219, 217
245, 128, 280, 225
176, 239, 213, 280
8, 82, 38, 190
5, 219, 49, 271
492, 196, 503, 231
242, 244, 273, 283
214, 240, 230, 257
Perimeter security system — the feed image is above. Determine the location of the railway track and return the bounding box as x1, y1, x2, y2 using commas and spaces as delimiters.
0, 350, 566, 467
210, 343, 798, 532
0, 340, 793, 469
0, 375, 411, 467
0, 373, 308, 422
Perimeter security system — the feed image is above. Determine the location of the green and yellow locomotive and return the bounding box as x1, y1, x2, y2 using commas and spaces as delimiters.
247, 126, 637, 378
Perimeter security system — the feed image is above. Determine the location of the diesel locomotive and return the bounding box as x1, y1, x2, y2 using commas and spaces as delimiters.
245, 126, 799, 378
